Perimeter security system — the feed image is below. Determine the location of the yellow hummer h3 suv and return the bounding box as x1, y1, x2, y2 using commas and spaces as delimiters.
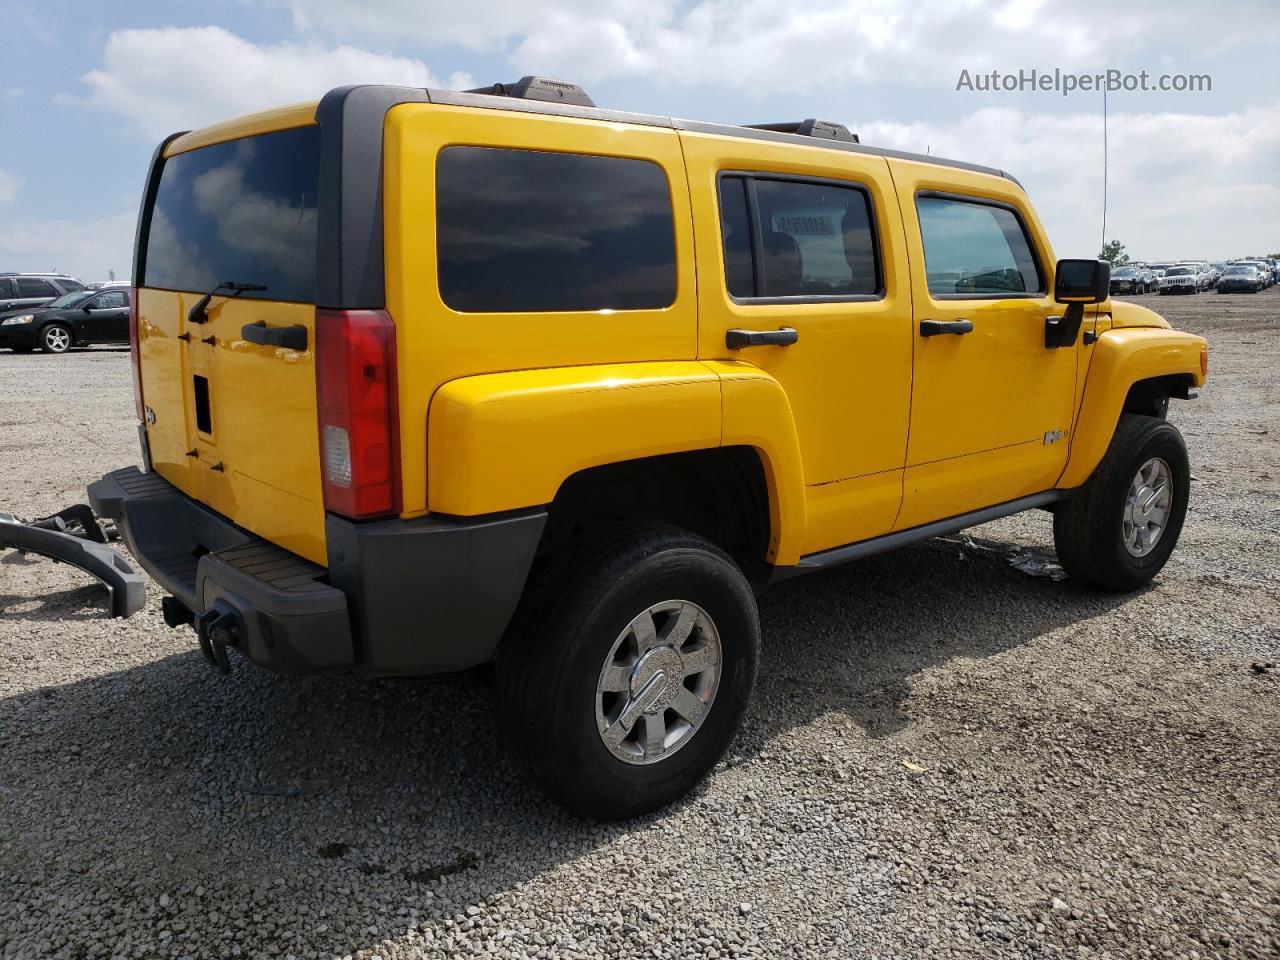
90, 78, 1209, 818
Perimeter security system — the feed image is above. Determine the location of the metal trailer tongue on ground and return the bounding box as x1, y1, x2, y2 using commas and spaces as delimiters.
0, 504, 145, 618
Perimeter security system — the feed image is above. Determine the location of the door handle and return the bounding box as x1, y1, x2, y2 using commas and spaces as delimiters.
919, 319, 973, 337
725, 327, 799, 349
240, 321, 307, 351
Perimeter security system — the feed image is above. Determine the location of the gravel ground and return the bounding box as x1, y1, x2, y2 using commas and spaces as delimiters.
1, 293, 1277, 960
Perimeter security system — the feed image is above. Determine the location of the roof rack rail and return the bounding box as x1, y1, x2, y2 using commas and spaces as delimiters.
745, 119, 859, 143
464, 76, 595, 108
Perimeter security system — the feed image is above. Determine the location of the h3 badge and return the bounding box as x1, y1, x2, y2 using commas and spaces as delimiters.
1043, 429, 1065, 445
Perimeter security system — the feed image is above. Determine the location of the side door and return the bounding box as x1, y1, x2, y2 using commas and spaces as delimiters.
889, 160, 1079, 530
0, 278, 15, 310
681, 132, 914, 555
78, 289, 130, 343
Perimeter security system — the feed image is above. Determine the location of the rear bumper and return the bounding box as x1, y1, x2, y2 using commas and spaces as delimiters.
89, 466, 546, 676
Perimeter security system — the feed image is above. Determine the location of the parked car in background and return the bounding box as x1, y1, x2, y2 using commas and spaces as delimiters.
1216, 264, 1262, 293
1160, 265, 1202, 294
1237, 260, 1274, 287
1109, 265, 1155, 295
1137, 265, 1160, 291
0, 273, 85, 312
1176, 261, 1213, 291
0, 286, 131, 353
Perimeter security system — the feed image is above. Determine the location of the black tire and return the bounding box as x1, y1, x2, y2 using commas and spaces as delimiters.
39, 323, 72, 354
1053, 414, 1190, 592
496, 524, 759, 819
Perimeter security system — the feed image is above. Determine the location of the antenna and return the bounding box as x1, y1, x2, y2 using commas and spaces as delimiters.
1101, 87, 1108, 252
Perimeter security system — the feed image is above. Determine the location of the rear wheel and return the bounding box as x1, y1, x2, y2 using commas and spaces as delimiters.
40, 323, 72, 354
496, 525, 759, 819
1053, 414, 1190, 592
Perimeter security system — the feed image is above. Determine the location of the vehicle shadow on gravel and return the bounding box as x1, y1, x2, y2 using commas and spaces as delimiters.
747, 534, 1132, 744
0, 531, 1133, 956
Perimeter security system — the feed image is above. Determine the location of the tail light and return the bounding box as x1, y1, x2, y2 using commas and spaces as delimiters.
128, 287, 144, 421
315, 308, 401, 518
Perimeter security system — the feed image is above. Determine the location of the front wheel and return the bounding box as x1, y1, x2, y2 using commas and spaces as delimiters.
40, 323, 72, 354
1053, 414, 1190, 592
496, 525, 759, 819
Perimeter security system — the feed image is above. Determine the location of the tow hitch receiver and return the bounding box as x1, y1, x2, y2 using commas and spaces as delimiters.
0, 505, 146, 618
195, 600, 243, 674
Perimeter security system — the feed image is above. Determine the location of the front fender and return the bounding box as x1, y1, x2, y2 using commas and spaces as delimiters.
1059, 328, 1207, 489
427, 362, 722, 517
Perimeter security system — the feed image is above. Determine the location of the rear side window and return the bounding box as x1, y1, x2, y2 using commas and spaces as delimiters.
717, 174, 881, 300
436, 146, 677, 313
916, 195, 1043, 296
59, 279, 85, 291
0, 278, 12, 298
16, 277, 57, 297
142, 125, 320, 303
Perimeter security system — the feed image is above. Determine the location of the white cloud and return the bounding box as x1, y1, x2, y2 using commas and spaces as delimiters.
76, 27, 443, 139
285, 0, 674, 51
860, 102, 1280, 260
282, 0, 1278, 91
0, 211, 135, 282
0, 170, 16, 204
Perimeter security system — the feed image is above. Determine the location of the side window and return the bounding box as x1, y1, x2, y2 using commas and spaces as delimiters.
436, 146, 677, 313
16, 277, 58, 298
59, 279, 85, 291
0, 278, 12, 299
93, 291, 127, 309
718, 177, 754, 299
916, 195, 1043, 296
716, 175, 881, 300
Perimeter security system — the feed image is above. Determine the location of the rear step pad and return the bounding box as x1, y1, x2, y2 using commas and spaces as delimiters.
0, 513, 146, 618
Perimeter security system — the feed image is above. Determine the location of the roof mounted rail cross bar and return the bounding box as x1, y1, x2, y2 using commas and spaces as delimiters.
464, 76, 595, 108
745, 119, 859, 143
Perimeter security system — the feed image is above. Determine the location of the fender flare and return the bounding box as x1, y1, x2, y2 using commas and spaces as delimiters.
426, 360, 808, 566
1059, 328, 1207, 489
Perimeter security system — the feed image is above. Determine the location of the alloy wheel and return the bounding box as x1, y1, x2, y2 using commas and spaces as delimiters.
595, 600, 722, 765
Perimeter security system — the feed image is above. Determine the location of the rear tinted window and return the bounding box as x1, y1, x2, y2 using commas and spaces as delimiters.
16, 277, 57, 297
142, 126, 320, 303
717, 175, 881, 300
436, 146, 677, 313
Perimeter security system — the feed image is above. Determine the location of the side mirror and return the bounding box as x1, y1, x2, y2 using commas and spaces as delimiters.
82, 304, 94, 312
1054, 258, 1110, 303
1046, 259, 1109, 349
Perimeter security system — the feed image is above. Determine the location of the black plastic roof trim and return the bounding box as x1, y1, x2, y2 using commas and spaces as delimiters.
429, 88, 1018, 185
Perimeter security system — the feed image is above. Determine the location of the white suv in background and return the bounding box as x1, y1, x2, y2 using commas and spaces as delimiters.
1159, 264, 1204, 294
